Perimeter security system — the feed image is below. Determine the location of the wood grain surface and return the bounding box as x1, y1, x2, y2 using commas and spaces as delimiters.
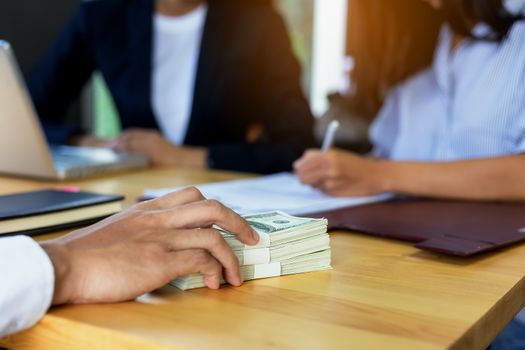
1, 167, 524, 350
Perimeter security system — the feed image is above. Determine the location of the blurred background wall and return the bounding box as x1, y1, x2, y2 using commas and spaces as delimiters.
0, 1, 75, 77
0, 0, 86, 126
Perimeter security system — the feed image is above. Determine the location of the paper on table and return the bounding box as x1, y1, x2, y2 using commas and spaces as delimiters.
143, 173, 392, 216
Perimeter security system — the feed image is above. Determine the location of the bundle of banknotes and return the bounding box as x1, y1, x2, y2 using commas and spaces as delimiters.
170, 211, 332, 290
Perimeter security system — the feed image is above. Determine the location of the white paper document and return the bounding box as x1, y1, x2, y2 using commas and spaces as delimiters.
144, 173, 391, 216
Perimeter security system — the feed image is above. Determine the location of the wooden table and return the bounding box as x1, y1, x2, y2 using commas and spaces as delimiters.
1, 167, 524, 350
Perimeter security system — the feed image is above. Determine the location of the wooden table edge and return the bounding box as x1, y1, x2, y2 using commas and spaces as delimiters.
450, 276, 525, 349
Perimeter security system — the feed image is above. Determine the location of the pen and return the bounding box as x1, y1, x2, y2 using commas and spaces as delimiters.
321, 120, 340, 152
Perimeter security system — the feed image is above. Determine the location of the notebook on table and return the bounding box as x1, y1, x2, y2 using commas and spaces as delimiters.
0, 189, 124, 236
310, 198, 525, 257
144, 173, 392, 215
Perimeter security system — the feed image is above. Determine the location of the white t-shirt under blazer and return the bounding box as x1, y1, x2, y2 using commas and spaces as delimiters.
152, 4, 208, 145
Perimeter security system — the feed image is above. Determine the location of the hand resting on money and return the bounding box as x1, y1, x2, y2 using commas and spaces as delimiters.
40, 187, 259, 305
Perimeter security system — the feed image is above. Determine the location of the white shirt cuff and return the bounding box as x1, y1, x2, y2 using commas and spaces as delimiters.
0, 236, 55, 338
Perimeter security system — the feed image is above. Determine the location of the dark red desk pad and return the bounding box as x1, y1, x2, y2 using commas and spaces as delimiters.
311, 199, 525, 256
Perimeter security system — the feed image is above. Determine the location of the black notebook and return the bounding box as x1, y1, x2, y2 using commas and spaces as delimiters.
0, 189, 124, 236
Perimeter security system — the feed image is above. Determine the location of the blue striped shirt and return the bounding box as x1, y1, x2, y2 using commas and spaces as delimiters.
370, 22, 525, 161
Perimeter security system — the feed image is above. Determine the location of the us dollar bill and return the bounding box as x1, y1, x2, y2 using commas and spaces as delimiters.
220, 211, 328, 249
171, 249, 332, 290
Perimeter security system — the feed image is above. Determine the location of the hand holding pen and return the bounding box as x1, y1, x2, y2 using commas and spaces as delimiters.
293, 120, 341, 184
293, 120, 387, 197
321, 120, 340, 152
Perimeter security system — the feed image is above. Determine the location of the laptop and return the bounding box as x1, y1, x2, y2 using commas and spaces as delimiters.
0, 40, 149, 180
311, 198, 525, 257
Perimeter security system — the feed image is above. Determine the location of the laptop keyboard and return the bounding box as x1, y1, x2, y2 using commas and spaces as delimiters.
49, 145, 149, 178
52, 153, 105, 168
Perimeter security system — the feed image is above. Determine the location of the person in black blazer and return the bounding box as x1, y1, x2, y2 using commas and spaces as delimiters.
28, 0, 314, 174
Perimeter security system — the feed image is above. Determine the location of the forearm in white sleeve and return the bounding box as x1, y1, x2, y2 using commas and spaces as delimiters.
0, 236, 55, 338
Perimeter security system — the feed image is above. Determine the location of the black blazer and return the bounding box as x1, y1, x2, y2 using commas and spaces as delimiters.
28, 0, 315, 174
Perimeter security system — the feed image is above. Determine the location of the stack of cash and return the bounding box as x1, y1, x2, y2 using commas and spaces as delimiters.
170, 211, 332, 290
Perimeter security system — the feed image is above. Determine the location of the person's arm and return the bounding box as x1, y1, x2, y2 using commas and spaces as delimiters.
294, 149, 525, 201
111, 129, 208, 169
0, 188, 258, 337
27, 3, 96, 144
0, 236, 54, 338
381, 155, 525, 201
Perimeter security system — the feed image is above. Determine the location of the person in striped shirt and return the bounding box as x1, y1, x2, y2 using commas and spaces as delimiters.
295, 0, 525, 202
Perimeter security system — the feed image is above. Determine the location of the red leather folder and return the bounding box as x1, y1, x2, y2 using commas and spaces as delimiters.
310, 199, 525, 256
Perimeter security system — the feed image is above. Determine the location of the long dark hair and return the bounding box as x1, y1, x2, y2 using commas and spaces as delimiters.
441, 0, 522, 39
347, 0, 524, 120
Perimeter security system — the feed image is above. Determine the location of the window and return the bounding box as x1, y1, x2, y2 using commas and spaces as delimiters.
277, 0, 349, 117
275, 0, 315, 97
